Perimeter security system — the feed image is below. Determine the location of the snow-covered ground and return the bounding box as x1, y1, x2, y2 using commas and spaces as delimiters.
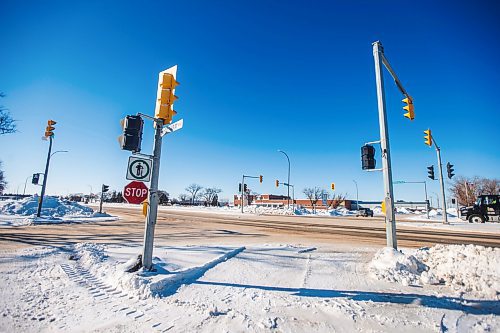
0, 242, 498, 332
0, 196, 118, 226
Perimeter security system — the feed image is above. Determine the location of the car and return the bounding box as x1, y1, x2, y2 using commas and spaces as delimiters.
356, 208, 374, 217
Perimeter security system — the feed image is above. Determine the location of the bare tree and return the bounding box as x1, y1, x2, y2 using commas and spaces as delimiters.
328, 193, 347, 209
0, 161, 6, 194
178, 193, 189, 202
185, 183, 204, 205
450, 176, 500, 206
303, 187, 323, 213
0, 93, 16, 135
201, 187, 222, 206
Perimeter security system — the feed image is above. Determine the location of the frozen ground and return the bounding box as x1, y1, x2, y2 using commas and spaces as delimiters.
0, 196, 117, 226
0, 243, 498, 332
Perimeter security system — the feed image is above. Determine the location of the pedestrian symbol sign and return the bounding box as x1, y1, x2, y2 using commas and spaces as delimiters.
126, 156, 152, 182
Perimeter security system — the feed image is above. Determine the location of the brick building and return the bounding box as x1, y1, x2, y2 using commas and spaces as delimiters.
233, 194, 352, 210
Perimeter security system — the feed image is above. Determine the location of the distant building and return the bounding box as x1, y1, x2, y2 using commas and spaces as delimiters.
233, 194, 353, 210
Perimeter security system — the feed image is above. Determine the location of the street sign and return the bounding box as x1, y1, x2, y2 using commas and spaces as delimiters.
126, 156, 152, 182
161, 119, 184, 137
123, 181, 149, 204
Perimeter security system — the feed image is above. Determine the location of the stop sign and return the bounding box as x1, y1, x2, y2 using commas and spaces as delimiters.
123, 181, 149, 204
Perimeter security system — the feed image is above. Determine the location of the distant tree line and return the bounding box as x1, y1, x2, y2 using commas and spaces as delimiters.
177, 183, 223, 206
449, 176, 499, 206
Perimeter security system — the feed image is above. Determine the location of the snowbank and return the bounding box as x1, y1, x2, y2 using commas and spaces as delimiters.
0, 196, 116, 225
369, 244, 500, 299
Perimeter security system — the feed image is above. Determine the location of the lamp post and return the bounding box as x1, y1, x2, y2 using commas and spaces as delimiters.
352, 180, 359, 210
23, 175, 31, 196
277, 150, 290, 208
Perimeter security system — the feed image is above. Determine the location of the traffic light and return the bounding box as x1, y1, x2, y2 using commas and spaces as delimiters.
259, 175, 263, 183
244, 184, 248, 192
331, 183, 335, 190
447, 162, 455, 179
119, 115, 144, 152
32, 173, 40, 185
402, 96, 414, 120
45, 120, 56, 138
275, 180, 279, 187
427, 165, 435, 180
361, 145, 376, 170
239, 183, 242, 192
102, 184, 110, 193
155, 66, 179, 125
424, 129, 432, 147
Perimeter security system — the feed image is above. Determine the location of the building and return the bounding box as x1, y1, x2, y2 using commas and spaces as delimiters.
233, 193, 353, 210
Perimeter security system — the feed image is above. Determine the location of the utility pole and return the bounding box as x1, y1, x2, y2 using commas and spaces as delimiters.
241, 175, 245, 213
372, 41, 397, 249
37, 136, 53, 217
352, 180, 359, 210
278, 150, 291, 208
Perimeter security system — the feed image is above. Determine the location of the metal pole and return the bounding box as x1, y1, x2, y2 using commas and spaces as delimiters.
353, 180, 359, 210
241, 175, 245, 213
142, 119, 164, 270
424, 181, 429, 219
36, 136, 53, 217
99, 185, 104, 214
278, 150, 291, 208
373, 41, 397, 249
23, 176, 30, 196
436, 147, 448, 224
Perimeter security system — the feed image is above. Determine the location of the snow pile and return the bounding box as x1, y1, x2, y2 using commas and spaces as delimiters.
1, 195, 94, 217
370, 244, 500, 299
73, 243, 245, 299
244, 205, 295, 215
293, 207, 355, 216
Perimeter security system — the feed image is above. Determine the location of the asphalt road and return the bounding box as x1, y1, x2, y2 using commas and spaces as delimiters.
1, 206, 499, 251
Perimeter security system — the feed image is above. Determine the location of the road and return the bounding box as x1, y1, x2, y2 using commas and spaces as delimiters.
1, 205, 499, 251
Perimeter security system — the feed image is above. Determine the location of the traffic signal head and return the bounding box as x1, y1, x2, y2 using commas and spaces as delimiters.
119, 115, 144, 152
155, 66, 179, 125
361, 145, 376, 170
402, 96, 414, 121
424, 129, 432, 146
32, 173, 40, 185
45, 119, 57, 137
427, 165, 435, 180
244, 184, 248, 192
275, 180, 279, 187
102, 184, 110, 193
239, 183, 242, 192
259, 175, 263, 183
331, 183, 335, 190
447, 162, 455, 179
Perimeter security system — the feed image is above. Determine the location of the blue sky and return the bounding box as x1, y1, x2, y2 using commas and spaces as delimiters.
1, 0, 499, 202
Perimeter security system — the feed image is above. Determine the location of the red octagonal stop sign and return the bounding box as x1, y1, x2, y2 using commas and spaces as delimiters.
123, 181, 149, 204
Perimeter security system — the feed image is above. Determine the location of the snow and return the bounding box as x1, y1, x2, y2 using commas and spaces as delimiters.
1, 242, 498, 332
0, 196, 117, 226
370, 244, 500, 299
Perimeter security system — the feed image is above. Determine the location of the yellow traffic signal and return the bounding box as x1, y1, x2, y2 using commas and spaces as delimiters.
402, 96, 414, 121
275, 180, 279, 187
331, 183, 335, 190
424, 129, 432, 146
259, 175, 263, 183
45, 120, 56, 137
381, 200, 386, 215
155, 66, 179, 125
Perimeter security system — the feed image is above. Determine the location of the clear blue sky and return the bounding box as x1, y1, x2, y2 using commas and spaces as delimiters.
1, 0, 499, 202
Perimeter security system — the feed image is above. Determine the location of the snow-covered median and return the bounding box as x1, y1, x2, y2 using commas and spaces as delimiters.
0, 196, 117, 225
370, 244, 500, 299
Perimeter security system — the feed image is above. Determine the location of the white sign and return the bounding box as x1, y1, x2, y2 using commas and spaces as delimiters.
161, 119, 184, 137
126, 156, 152, 182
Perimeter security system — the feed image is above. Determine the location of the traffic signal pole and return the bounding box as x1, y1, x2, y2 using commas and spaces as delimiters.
372, 41, 397, 249
142, 118, 164, 270
434, 142, 449, 224
36, 136, 53, 218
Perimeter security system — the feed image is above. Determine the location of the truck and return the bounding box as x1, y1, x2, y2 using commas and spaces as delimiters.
460, 194, 500, 223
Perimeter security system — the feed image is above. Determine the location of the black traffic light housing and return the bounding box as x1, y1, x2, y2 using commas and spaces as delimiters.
427, 165, 435, 180
120, 115, 144, 153
244, 184, 248, 192
446, 162, 455, 179
361, 145, 376, 170
238, 183, 242, 192
32, 173, 40, 185
102, 184, 110, 193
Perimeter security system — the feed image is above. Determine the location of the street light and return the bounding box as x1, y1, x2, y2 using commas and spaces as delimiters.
352, 180, 359, 211
277, 149, 290, 208
51, 150, 68, 158
23, 175, 31, 196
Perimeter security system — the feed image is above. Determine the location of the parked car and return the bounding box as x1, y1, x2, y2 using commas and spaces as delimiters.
356, 208, 374, 217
